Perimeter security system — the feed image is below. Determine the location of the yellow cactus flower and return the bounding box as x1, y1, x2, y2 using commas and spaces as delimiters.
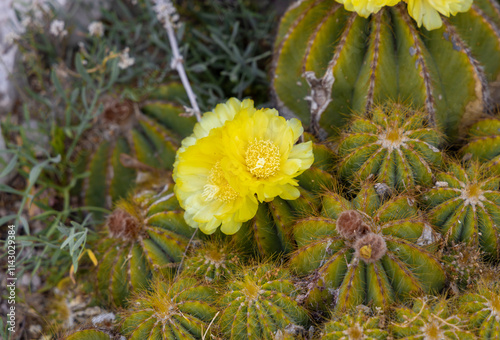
219, 108, 314, 202
405, 0, 472, 30
174, 127, 259, 235
336, 0, 400, 17
173, 98, 314, 235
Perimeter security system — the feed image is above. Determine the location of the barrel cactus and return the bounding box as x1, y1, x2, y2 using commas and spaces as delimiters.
218, 263, 309, 339
423, 160, 500, 257
290, 184, 445, 311
391, 297, 474, 339
272, 0, 500, 140
460, 116, 500, 175
337, 103, 443, 190
75, 83, 195, 213
319, 309, 387, 339
96, 185, 198, 307
460, 282, 500, 339
120, 277, 218, 340
182, 239, 242, 282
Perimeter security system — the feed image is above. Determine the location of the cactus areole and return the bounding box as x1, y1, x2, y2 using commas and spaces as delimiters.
272, 0, 500, 141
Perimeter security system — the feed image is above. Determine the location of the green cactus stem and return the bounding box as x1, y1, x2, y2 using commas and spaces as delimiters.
290, 184, 445, 311
320, 309, 387, 340
391, 297, 474, 339
218, 263, 309, 340
460, 282, 500, 339
120, 277, 217, 340
272, 1, 500, 141
96, 185, 199, 307
337, 104, 443, 191
460, 117, 500, 175
423, 161, 500, 257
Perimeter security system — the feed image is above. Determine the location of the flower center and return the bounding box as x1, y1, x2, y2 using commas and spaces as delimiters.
245, 139, 281, 178
203, 161, 238, 202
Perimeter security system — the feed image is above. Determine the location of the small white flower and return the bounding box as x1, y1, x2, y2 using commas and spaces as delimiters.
152, 0, 179, 27
88, 21, 104, 37
49, 20, 67, 38
118, 47, 135, 69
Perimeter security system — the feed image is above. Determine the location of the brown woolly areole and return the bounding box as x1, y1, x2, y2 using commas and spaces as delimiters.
354, 233, 387, 264
101, 96, 135, 125
336, 210, 371, 240
107, 209, 142, 241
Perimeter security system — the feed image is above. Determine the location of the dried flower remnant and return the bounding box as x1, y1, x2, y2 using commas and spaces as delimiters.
354, 233, 387, 264
336, 210, 370, 240
106, 209, 141, 241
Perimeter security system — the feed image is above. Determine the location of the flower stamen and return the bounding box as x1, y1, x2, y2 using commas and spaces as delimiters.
245, 139, 281, 178
203, 162, 238, 202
